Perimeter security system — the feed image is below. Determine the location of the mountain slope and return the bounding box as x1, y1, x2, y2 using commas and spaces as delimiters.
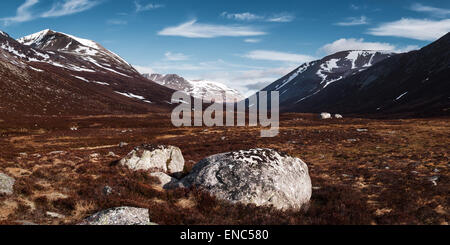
144, 73, 244, 102
262, 50, 394, 105
0, 29, 176, 116
284, 33, 450, 116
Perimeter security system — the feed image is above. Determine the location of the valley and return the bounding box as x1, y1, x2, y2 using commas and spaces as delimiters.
0, 113, 448, 225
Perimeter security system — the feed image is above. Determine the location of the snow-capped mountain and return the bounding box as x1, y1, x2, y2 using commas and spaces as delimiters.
17, 29, 137, 77
282, 32, 450, 115
260, 33, 450, 115
144, 73, 244, 103
0, 29, 175, 115
262, 50, 394, 105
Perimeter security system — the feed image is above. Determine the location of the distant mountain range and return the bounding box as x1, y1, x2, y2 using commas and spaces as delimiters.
0, 29, 175, 116
143, 73, 244, 103
1, 29, 448, 117
260, 32, 450, 116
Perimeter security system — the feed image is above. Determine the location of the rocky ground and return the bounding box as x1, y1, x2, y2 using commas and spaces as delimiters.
0, 113, 448, 225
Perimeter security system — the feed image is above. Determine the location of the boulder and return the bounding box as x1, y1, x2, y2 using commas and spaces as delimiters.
119, 144, 184, 174
320, 113, 332, 119
0, 173, 15, 195
79, 207, 150, 225
150, 172, 180, 189
181, 148, 312, 210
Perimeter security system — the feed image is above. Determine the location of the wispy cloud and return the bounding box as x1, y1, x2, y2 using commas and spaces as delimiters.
243, 50, 315, 63
335, 16, 368, 26
164, 51, 189, 61
134, 1, 163, 12
368, 18, 450, 41
221, 12, 264, 21
1, 0, 101, 25
41, 0, 100, 18
321, 38, 419, 54
410, 3, 450, 17
0, 0, 39, 25
221, 12, 295, 23
158, 19, 266, 38
266, 13, 295, 23
244, 38, 261, 43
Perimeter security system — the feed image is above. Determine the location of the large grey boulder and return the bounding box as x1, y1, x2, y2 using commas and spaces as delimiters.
0, 173, 15, 195
79, 207, 150, 225
181, 149, 312, 210
119, 144, 184, 174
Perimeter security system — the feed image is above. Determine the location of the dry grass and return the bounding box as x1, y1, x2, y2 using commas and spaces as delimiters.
0, 113, 448, 225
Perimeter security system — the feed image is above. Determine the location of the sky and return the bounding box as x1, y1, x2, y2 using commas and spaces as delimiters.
1, 0, 449, 96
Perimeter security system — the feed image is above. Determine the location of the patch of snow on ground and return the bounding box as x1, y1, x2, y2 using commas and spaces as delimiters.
395, 92, 408, 100
115, 91, 145, 100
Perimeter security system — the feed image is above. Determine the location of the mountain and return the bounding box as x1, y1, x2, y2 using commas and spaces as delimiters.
261, 50, 394, 105
280, 33, 450, 116
144, 73, 244, 103
0, 29, 175, 116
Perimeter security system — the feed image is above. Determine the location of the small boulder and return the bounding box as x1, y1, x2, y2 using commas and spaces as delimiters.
320, 113, 332, 119
102, 186, 113, 195
119, 144, 184, 174
79, 207, 150, 225
0, 173, 15, 195
181, 148, 312, 210
150, 172, 180, 189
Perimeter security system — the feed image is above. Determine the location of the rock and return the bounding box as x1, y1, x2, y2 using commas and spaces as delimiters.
335, 114, 343, 119
150, 172, 180, 189
0, 173, 15, 195
46, 211, 66, 219
49, 151, 65, 155
320, 113, 332, 119
181, 148, 312, 210
103, 186, 113, 195
89, 153, 100, 159
15, 220, 38, 225
107, 152, 117, 157
79, 207, 150, 225
119, 144, 184, 174
357, 128, 368, 132
19, 152, 28, 158
119, 142, 128, 148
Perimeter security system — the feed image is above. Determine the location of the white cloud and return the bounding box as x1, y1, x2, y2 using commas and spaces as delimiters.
158, 19, 266, 38
0, 0, 39, 25
335, 16, 368, 26
321, 38, 419, 54
410, 3, 450, 17
41, 0, 100, 18
164, 52, 189, 61
243, 50, 315, 63
1, 0, 100, 25
244, 38, 261, 43
266, 14, 295, 23
221, 12, 264, 21
368, 18, 450, 41
134, 1, 164, 12
221, 12, 295, 23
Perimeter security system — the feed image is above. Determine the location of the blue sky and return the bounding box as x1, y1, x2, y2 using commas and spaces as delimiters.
1, 0, 449, 95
